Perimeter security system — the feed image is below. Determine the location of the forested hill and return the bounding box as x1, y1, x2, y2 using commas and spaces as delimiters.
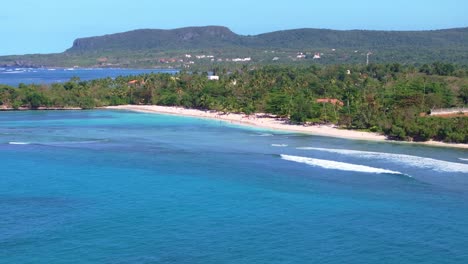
66, 26, 468, 53
67, 26, 241, 52
2, 26, 468, 67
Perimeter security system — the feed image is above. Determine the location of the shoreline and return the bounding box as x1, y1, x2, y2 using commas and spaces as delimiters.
0, 106, 82, 111
104, 105, 468, 149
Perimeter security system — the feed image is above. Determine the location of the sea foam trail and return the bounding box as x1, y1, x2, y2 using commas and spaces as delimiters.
280, 154, 404, 175
272, 144, 288, 147
8, 142, 30, 145
3, 70, 25, 74
460, 158, 468, 162
298, 147, 468, 173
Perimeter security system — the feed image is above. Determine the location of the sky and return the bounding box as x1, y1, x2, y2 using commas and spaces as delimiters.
1, 0, 467, 55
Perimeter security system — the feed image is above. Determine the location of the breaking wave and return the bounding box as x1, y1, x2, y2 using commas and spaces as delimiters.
8, 141, 30, 145
3, 70, 25, 74
298, 147, 468, 173
7, 140, 107, 147
271, 144, 288, 147
280, 154, 405, 175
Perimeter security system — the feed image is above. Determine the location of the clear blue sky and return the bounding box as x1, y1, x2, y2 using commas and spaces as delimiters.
1, 0, 467, 55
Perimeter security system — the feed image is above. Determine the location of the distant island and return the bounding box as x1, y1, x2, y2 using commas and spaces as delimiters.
1, 26, 468, 68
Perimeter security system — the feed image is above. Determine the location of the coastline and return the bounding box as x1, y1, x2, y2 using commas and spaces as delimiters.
104, 105, 468, 149
0, 106, 82, 111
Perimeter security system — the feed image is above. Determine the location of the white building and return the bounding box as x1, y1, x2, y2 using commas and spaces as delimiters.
232, 57, 251, 62
208, 75, 219, 81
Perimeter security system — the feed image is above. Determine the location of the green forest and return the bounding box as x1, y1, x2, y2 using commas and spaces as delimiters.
1, 62, 468, 143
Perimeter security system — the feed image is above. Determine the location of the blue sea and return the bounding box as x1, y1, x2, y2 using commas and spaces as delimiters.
0, 110, 467, 263
0, 67, 176, 86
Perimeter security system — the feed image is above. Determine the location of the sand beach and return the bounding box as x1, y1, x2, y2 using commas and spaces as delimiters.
105, 105, 468, 149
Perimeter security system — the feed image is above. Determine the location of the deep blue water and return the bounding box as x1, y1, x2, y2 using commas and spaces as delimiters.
0, 110, 468, 263
0, 67, 176, 86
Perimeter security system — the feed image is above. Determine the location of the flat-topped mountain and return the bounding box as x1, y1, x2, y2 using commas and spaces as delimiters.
1, 26, 468, 67
67, 26, 241, 52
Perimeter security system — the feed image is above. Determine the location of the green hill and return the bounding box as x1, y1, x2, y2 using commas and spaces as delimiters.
66, 26, 242, 53
66, 26, 468, 52
1, 26, 468, 67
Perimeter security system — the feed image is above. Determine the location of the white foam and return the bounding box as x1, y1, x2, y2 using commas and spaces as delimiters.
8, 141, 30, 145
459, 158, 468, 162
272, 144, 288, 147
3, 70, 25, 74
281, 154, 404, 175
298, 147, 468, 173
251, 133, 273, 137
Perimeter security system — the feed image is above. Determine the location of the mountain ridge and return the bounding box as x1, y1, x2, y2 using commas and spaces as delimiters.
66, 25, 468, 53
67, 26, 241, 53
1, 25, 468, 67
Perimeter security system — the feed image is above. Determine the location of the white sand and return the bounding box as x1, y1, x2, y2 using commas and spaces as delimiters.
104, 105, 468, 149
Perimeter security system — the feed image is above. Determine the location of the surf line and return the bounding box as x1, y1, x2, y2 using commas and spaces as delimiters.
280, 154, 407, 176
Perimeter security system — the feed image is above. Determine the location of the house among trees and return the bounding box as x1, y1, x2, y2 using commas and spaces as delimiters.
316, 98, 344, 106
296, 52, 306, 59
127, 79, 145, 85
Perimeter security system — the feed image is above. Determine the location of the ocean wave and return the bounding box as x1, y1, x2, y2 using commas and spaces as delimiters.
3, 70, 25, 74
280, 154, 405, 175
459, 158, 468, 162
298, 147, 468, 173
250, 133, 274, 137
271, 144, 288, 147
8, 141, 30, 145
8, 140, 107, 147
37, 140, 108, 147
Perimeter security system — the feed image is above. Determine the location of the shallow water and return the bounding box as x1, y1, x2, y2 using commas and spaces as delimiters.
1, 110, 467, 263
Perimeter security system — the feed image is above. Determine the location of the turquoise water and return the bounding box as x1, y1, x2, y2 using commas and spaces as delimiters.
1, 110, 468, 263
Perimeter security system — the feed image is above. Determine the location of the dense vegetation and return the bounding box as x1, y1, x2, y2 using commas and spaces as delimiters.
66, 26, 468, 53
1, 26, 468, 68
1, 63, 467, 143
